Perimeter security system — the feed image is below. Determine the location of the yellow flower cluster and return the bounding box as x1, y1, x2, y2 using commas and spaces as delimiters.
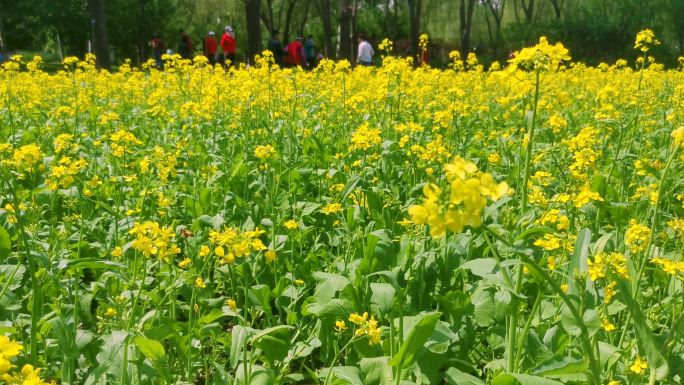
128, 221, 181, 262
625, 219, 651, 254
254, 144, 277, 160
672, 126, 684, 148
651, 257, 684, 276
46, 157, 88, 190
349, 123, 382, 152
419, 34, 429, 52
321, 202, 343, 215
563, 126, 601, 180
54, 133, 78, 154
208, 227, 266, 264
587, 252, 629, 281
348, 312, 381, 345
572, 184, 604, 208
2, 364, 52, 385
629, 356, 648, 374
110, 129, 143, 157
409, 134, 451, 164
634, 29, 660, 53
0, 144, 43, 175
508, 36, 570, 71
408, 157, 508, 238
0, 336, 22, 375
378, 38, 393, 54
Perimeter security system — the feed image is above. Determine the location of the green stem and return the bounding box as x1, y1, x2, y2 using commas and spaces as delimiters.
508, 69, 541, 373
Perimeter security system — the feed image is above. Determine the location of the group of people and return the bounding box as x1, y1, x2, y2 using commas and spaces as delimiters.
149, 27, 237, 69
266, 31, 320, 69
149, 27, 375, 70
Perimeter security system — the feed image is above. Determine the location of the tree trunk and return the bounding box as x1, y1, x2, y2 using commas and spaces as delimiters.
298, 0, 311, 37
522, 0, 535, 23
0, 5, 5, 50
407, 0, 421, 66
485, 0, 505, 59
283, 0, 298, 43
338, 0, 352, 60
89, 0, 110, 69
315, 0, 334, 57
350, 0, 359, 61
384, 0, 391, 40
262, 0, 275, 34
245, 0, 263, 64
137, 0, 148, 65
458, 0, 475, 60
549, 0, 562, 19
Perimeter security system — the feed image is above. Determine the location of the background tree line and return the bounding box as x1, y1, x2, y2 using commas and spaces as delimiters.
1, 0, 684, 69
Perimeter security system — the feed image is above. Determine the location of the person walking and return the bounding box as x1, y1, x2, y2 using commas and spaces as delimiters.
304, 35, 317, 69
267, 30, 285, 67
285, 36, 307, 68
356, 34, 374, 67
149, 33, 165, 69
178, 29, 194, 59
220, 26, 237, 68
204, 31, 217, 65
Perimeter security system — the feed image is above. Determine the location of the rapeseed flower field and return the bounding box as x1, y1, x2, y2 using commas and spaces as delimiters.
0, 32, 683, 385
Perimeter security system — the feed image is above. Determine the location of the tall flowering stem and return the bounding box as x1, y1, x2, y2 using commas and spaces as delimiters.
506, 37, 570, 374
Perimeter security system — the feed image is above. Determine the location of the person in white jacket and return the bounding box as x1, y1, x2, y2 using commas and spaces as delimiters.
357, 34, 374, 66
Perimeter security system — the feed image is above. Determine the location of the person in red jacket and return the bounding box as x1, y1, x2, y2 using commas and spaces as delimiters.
285, 37, 307, 68
204, 31, 217, 65
220, 26, 236, 68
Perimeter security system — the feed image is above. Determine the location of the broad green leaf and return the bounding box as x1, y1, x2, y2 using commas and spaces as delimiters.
370, 282, 395, 315
389, 311, 441, 367
331, 366, 364, 385
568, 228, 591, 294
312, 272, 350, 302
360, 356, 393, 385
230, 325, 253, 369
491, 373, 563, 385
134, 335, 165, 362
251, 325, 294, 364
445, 367, 485, 385
247, 284, 271, 314
559, 303, 581, 336
531, 355, 587, 382
235, 364, 274, 385
0, 227, 10, 258
582, 309, 600, 338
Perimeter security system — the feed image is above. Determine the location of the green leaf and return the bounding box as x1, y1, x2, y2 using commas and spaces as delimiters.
48, 317, 78, 360
134, 335, 165, 362
0, 227, 10, 258
370, 282, 395, 315
331, 366, 363, 385
531, 355, 587, 382
491, 373, 563, 385
247, 284, 272, 315
472, 286, 498, 327
559, 303, 581, 336
445, 367, 485, 385
582, 309, 601, 338
360, 356, 393, 385
230, 325, 253, 369
312, 272, 350, 302
251, 325, 294, 364
235, 364, 274, 385
389, 311, 441, 367
568, 228, 591, 295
